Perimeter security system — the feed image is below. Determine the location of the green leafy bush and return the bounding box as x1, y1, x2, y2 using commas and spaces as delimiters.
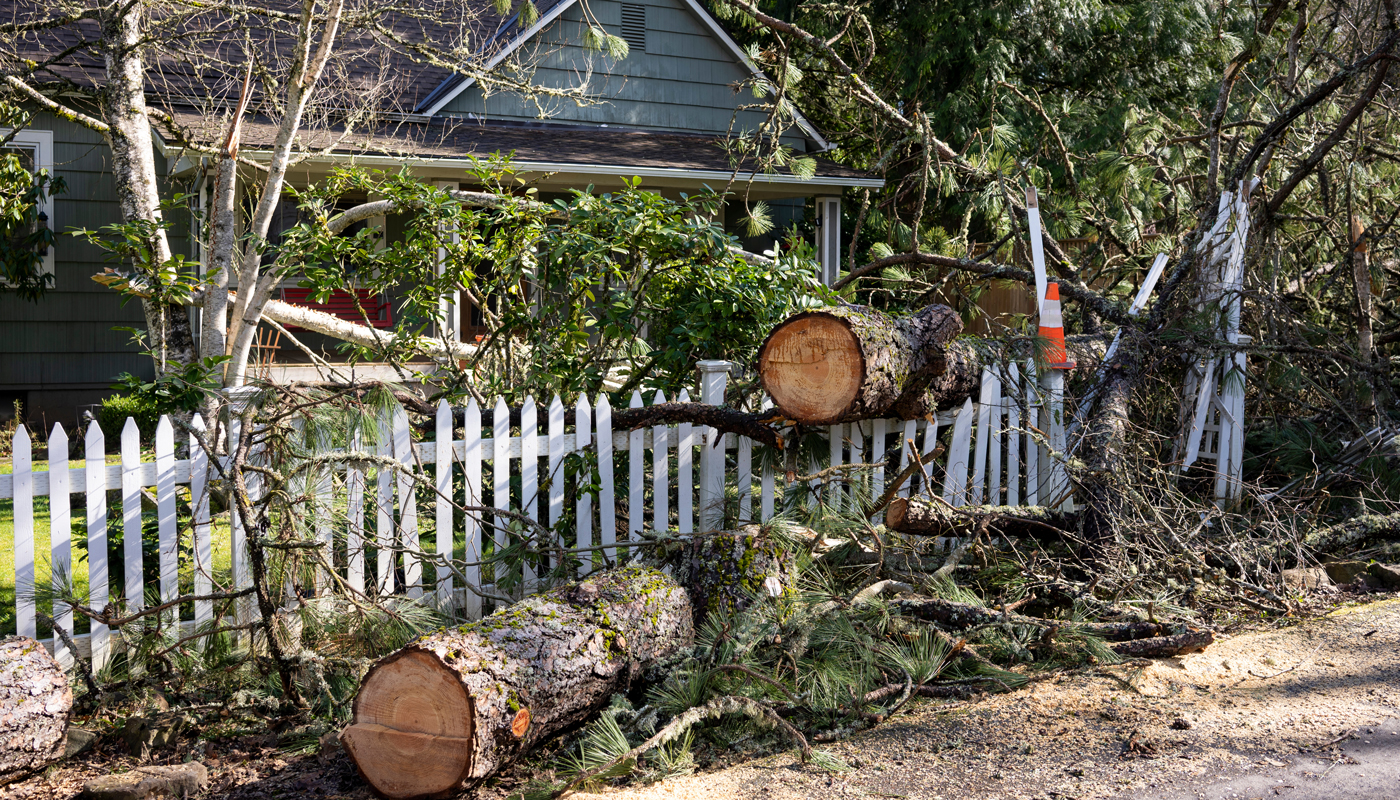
98, 393, 160, 443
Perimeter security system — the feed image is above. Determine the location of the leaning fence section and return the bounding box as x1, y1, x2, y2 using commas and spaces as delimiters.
0, 360, 1070, 664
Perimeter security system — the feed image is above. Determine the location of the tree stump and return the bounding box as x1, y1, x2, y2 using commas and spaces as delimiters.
758, 303, 963, 424
341, 566, 692, 799
0, 637, 71, 785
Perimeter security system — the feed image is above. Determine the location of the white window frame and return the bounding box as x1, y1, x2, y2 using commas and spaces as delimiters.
0, 128, 56, 279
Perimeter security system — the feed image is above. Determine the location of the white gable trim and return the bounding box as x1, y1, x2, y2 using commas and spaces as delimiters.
421, 0, 581, 118
676, 0, 830, 151
421, 0, 832, 151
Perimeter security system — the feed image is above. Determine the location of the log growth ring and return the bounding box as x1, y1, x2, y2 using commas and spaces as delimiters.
758, 314, 865, 424
342, 649, 476, 799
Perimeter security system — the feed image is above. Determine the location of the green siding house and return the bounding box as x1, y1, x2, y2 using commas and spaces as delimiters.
0, 0, 878, 423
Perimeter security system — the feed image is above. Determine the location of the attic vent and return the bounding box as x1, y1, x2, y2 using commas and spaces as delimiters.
620, 3, 646, 52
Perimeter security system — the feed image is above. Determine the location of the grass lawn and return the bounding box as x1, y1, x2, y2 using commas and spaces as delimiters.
1, 456, 232, 639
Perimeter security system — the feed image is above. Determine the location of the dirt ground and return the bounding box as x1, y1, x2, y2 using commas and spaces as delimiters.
2, 595, 1397, 800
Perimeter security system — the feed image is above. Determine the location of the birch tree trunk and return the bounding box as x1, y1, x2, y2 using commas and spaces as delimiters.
97, 1, 196, 378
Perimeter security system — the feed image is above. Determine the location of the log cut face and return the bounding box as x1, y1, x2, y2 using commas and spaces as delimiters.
342, 566, 692, 799
0, 637, 71, 785
759, 304, 962, 424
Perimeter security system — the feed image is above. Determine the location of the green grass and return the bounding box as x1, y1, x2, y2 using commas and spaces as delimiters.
1, 456, 232, 639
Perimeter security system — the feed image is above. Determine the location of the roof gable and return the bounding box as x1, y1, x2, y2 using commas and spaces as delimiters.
419, 0, 827, 149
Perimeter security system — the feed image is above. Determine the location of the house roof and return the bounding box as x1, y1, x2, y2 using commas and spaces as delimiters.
163, 110, 880, 187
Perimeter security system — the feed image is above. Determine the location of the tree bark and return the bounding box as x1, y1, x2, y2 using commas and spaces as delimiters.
0, 637, 71, 785
672, 527, 799, 625
758, 303, 963, 424
341, 566, 692, 799
1303, 511, 1400, 555
885, 497, 1079, 538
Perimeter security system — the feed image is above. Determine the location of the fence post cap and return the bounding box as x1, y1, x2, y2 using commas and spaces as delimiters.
696, 360, 734, 373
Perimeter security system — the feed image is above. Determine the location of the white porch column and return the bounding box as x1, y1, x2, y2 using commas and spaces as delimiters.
815, 195, 842, 285
435, 180, 462, 344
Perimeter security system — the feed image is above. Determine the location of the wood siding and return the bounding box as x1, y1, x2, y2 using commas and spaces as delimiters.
0, 112, 192, 392
440, 0, 809, 148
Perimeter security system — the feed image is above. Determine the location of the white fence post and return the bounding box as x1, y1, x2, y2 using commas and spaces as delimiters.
13, 424, 34, 640
573, 395, 592, 578
652, 390, 669, 536
435, 400, 454, 607
394, 405, 421, 599
463, 400, 483, 615
189, 416, 212, 650
628, 391, 644, 546
677, 389, 694, 535
49, 423, 72, 669
697, 361, 730, 531
520, 396, 538, 590
596, 394, 616, 566
85, 421, 110, 669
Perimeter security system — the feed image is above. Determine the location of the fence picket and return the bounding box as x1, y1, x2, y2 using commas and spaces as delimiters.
1004, 364, 1021, 507
628, 391, 644, 544
898, 419, 918, 497
921, 417, 939, 491
463, 400, 483, 615
86, 421, 110, 669
375, 415, 394, 595
394, 406, 421, 599
828, 423, 844, 510
493, 397, 511, 595
154, 418, 177, 613
436, 401, 453, 606
226, 415, 248, 628
971, 369, 995, 505
573, 395, 591, 578
596, 395, 616, 565
652, 391, 669, 535
872, 418, 886, 500
521, 396, 539, 590
987, 372, 1003, 506
737, 405, 752, 524
188, 417, 211, 651
549, 396, 566, 570
677, 389, 694, 534
13, 425, 34, 640
760, 397, 774, 522
314, 431, 333, 593
47, 424, 71, 668
347, 429, 365, 595
1024, 361, 1039, 506
942, 399, 975, 505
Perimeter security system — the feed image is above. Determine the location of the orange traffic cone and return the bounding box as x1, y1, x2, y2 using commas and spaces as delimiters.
1038, 282, 1076, 370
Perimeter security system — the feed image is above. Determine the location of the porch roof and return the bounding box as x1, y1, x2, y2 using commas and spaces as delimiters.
164, 112, 883, 191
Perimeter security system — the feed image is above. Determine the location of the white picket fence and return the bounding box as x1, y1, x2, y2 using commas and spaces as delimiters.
0, 360, 1071, 670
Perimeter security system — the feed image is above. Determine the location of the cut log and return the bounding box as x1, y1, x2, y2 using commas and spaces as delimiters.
886, 498, 1079, 538
341, 566, 692, 799
758, 303, 963, 424
1303, 511, 1400, 555
758, 304, 1112, 424
0, 637, 72, 785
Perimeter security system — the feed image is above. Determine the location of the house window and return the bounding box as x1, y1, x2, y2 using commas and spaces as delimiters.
620, 3, 646, 52
0, 128, 55, 282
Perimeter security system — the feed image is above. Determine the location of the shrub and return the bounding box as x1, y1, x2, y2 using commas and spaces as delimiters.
99, 393, 161, 444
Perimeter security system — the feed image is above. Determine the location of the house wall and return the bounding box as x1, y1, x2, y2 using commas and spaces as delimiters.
439, 0, 810, 149
0, 111, 192, 427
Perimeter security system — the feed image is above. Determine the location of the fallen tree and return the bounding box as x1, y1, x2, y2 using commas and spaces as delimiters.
758, 303, 964, 424
341, 566, 693, 799
758, 303, 1110, 425
0, 637, 71, 785
886, 497, 1080, 538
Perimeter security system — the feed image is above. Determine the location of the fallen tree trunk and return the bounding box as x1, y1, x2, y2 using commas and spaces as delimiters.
886, 498, 1079, 538
1303, 511, 1400, 555
758, 303, 963, 424
759, 304, 1112, 424
341, 566, 692, 799
0, 637, 71, 785
892, 596, 1186, 642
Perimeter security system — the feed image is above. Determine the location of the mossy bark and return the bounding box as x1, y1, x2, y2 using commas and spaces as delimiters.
0, 637, 71, 785
673, 527, 800, 626
342, 566, 692, 799
1304, 511, 1400, 555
